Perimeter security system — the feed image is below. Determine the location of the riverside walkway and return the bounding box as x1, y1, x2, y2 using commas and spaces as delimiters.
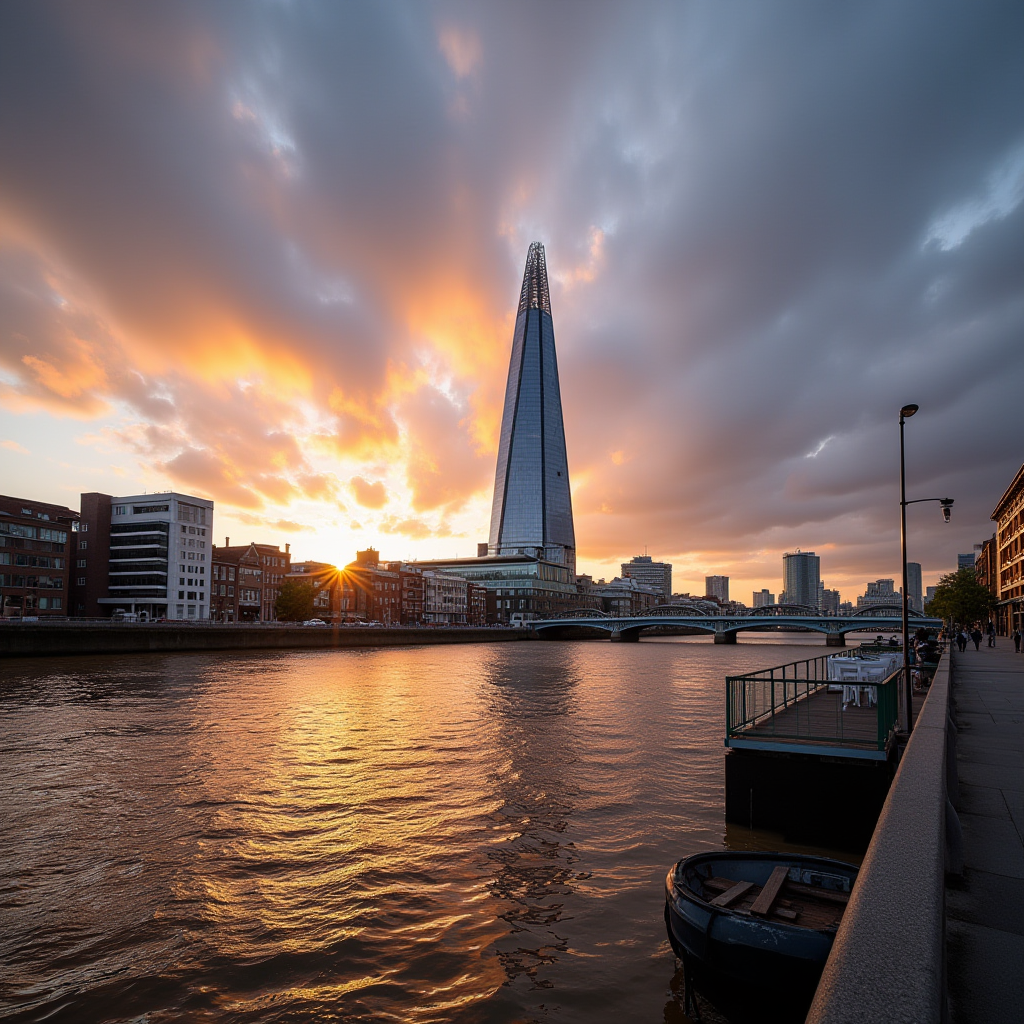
946, 645, 1024, 1022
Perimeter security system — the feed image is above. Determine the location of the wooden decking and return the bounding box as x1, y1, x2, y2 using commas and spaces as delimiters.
732, 684, 924, 756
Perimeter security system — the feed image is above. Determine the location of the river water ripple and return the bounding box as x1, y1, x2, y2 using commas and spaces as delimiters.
0, 637, 856, 1023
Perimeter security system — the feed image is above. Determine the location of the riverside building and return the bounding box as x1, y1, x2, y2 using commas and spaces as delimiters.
0, 494, 79, 618
73, 491, 214, 620
752, 589, 775, 608
991, 462, 1024, 635
209, 541, 289, 622
622, 555, 673, 599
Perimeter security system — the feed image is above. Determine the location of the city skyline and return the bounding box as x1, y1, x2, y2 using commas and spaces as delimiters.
1, 3, 1021, 601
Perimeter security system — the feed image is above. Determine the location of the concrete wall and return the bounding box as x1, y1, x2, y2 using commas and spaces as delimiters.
807, 653, 953, 1023
0, 624, 537, 658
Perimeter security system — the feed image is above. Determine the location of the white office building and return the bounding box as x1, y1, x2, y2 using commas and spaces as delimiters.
100, 493, 214, 620
621, 554, 673, 600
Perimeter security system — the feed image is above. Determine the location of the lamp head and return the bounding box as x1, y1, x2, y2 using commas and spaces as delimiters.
900, 404, 919, 419
941, 498, 953, 523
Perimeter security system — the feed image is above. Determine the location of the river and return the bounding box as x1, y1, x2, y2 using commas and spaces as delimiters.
0, 635, 865, 1023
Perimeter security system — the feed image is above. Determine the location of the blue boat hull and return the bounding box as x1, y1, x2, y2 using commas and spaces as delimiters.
664, 851, 858, 1023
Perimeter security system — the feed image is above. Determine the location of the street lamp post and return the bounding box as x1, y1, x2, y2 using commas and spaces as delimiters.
899, 403, 954, 734
899, 405, 917, 734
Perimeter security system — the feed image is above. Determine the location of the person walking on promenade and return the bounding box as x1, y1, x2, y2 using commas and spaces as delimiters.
1014, 628, 1022, 653
958, 629, 969, 652
987, 620, 996, 647
970, 627, 983, 651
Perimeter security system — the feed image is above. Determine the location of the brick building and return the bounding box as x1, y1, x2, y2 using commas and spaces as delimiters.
391, 564, 425, 626
991, 464, 1024, 635
467, 582, 489, 626
338, 549, 402, 624
257, 543, 291, 621
287, 560, 339, 620
973, 534, 999, 603
0, 494, 78, 618
210, 542, 265, 622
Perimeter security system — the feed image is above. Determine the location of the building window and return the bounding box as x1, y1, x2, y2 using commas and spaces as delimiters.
200, 592, 204, 600
114, 505, 127, 516
77, 559, 86, 568
52, 598, 62, 609
178, 591, 184, 599
79, 540, 87, 550
77, 577, 86, 586
228, 586, 234, 596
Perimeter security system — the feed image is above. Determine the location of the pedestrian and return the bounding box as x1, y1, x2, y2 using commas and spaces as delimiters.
987, 620, 996, 647
970, 627, 982, 651
1014, 628, 1022, 654
958, 629, 969, 652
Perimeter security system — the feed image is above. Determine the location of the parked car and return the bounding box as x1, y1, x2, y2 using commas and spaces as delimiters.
303, 619, 328, 626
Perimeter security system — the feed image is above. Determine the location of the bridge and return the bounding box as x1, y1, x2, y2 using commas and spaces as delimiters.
532, 603, 942, 644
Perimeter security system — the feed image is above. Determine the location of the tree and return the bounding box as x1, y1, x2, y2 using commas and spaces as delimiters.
275, 579, 316, 622
924, 567, 994, 626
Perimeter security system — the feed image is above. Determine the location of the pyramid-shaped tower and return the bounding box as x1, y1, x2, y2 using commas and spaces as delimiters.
488, 242, 576, 575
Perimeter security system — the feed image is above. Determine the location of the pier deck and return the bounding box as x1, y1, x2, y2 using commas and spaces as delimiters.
737, 686, 925, 752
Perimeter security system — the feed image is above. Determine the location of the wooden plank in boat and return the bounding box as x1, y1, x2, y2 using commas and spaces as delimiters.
750, 865, 790, 916
773, 907, 799, 921
710, 880, 756, 907
704, 876, 738, 893
784, 881, 850, 905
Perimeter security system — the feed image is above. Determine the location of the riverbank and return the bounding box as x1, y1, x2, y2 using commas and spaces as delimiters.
0, 623, 537, 658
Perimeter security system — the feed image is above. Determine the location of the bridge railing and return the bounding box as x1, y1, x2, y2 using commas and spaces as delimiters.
726, 653, 901, 752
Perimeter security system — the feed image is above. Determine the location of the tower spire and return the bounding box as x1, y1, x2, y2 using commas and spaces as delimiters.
488, 243, 575, 574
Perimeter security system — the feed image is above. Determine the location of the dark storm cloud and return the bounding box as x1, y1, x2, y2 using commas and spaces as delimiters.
0, 0, 1020, 589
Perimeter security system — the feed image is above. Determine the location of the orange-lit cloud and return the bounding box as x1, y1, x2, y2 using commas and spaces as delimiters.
350, 476, 388, 509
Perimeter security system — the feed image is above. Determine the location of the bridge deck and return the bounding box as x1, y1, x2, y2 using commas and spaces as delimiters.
731, 685, 923, 756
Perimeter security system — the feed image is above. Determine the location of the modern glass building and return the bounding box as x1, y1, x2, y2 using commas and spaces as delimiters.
781, 550, 821, 609
488, 242, 576, 576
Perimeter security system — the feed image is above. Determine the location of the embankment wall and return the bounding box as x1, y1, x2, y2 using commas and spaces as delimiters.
0, 624, 538, 658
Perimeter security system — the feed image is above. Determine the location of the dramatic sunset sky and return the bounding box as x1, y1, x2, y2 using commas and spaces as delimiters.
1, 1, 1021, 602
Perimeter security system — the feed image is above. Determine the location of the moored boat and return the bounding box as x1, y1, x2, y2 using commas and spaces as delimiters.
664, 850, 858, 1022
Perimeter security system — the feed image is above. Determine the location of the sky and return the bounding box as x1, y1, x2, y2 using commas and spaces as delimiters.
1, 1, 1022, 603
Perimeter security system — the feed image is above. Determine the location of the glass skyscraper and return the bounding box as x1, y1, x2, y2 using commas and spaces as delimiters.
488, 243, 576, 575
781, 550, 821, 609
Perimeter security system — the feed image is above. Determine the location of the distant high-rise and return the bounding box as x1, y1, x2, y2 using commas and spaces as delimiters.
957, 553, 976, 571
488, 243, 575, 574
753, 589, 775, 608
622, 554, 672, 599
906, 562, 922, 613
781, 550, 821, 609
857, 579, 900, 610
705, 575, 729, 603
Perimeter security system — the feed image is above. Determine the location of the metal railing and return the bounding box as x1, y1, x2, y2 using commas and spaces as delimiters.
726, 652, 901, 752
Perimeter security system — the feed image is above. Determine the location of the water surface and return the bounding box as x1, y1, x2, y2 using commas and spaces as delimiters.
0, 636, 859, 1022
